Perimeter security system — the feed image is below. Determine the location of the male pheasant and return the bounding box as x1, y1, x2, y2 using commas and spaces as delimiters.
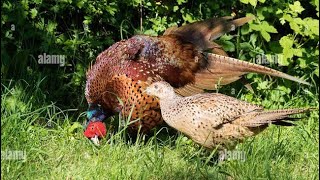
145, 81, 315, 149
84, 16, 309, 136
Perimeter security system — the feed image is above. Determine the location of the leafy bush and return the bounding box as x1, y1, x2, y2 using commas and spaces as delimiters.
1, 0, 319, 111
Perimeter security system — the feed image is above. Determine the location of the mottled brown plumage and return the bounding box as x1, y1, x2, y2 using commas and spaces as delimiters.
85, 16, 309, 133
145, 81, 315, 149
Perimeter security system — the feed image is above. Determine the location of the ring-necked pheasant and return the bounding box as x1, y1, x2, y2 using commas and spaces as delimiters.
145, 81, 315, 149
84, 16, 309, 139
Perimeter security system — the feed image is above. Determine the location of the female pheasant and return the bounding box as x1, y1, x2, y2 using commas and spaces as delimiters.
145, 81, 315, 149
84, 16, 309, 137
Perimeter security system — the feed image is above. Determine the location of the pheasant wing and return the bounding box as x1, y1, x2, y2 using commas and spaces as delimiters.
186, 93, 262, 128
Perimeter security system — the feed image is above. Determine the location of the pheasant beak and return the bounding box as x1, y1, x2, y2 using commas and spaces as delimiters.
90, 135, 100, 146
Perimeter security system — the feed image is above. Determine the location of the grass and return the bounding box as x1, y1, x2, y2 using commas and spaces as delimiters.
1, 79, 319, 180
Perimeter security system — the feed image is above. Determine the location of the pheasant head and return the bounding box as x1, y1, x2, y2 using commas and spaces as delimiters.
86, 103, 107, 121
84, 103, 107, 145
145, 81, 176, 100
83, 121, 107, 146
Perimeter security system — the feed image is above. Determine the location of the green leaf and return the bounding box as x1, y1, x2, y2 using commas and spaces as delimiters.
276, 9, 283, 15
304, 18, 319, 37
289, 21, 300, 33
311, 0, 319, 16
46, 21, 57, 33
289, 1, 305, 14
105, 4, 117, 16
260, 30, 271, 42
30, 8, 38, 19
248, 0, 257, 7
241, 25, 250, 35
21, 0, 29, 10
261, 21, 277, 33
182, 13, 195, 23
144, 29, 157, 36
240, 0, 249, 4
250, 21, 277, 42
173, 6, 179, 12
221, 41, 235, 52
76, 0, 85, 8
279, 36, 294, 48
257, 81, 269, 90
268, 41, 282, 53
219, 35, 233, 41
34, 0, 42, 4
240, 0, 260, 7
177, 0, 187, 5
277, 85, 291, 94
249, 33, 258, 45
293, 48, 303, 57
257, 8, 265, 20
314, 67, 319, 77
216, 38, 235, 52
279, 36, 295, 66
297, 58, 307, 69
240, 42, 253, 50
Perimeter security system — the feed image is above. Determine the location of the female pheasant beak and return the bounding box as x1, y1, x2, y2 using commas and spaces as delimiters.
145, 81, 174, 99
144, 83, 159, 96
84, 121, 107, 146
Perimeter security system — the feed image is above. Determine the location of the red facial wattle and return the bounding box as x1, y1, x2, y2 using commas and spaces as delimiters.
83, 121, 107, 138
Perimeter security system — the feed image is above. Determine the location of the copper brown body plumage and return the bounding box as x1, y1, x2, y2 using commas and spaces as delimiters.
85, 16, 309, 133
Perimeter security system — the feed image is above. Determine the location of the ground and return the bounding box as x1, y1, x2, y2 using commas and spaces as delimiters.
1, 82, 319, 180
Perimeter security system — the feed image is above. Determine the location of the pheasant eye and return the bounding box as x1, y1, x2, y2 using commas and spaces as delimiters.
154, 85, 158, 89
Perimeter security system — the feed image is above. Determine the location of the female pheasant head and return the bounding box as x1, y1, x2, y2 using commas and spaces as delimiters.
145, 81, 176, 100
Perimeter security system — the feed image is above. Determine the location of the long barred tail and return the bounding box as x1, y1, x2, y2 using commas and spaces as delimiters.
236, 107, 317, 127
203, 54, 310, 86
176, 53, 310, 96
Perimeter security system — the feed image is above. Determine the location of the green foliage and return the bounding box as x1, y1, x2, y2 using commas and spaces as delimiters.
1, 0, 238, 109
233, 0, 319, 109
2, 0, 317, 110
